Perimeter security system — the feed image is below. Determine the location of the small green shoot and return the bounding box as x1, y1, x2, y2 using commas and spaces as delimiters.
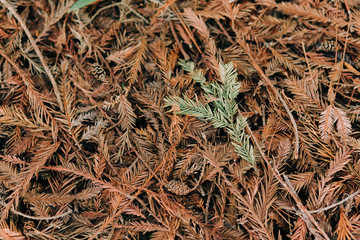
68, 0, 101, 12
165, 60, 255, 164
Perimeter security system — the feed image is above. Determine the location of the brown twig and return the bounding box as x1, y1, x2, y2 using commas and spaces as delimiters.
170, 5, 202, 54
236, 38, 299, 159
302, 41, 314, 80
242, 115, 330, 240
0, 199, 72, 221
283, 175, 328, 240
0, 0, 64, 111
170, 21, 190, 60
308, 189, 360, 214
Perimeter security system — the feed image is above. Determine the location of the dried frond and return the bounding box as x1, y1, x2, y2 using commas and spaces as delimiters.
21, 76, 59, 140
277, 2, 330, 23
24, 186, 101, 206
0, 228, 25, 240
325, 147, 352, 182
267, 46, 304, 76
319, 105, 335, 142
0, 0, 359, 238
8, 131, 44, 155
126, 38, 148, 84
107, 44, 138, 64
284, 75, 325, 112
288, 172, 315, 192
116, 221, 167, 233
333, 107, 352, 138
0, 106, 45, 129
335, 207, 356, 240
150, 40, 178, 81
103, 94, 136, 131
291, 218, 308, 240
183, 8, 210, 41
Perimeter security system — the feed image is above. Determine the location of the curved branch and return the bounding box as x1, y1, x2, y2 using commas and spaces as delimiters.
0, 200, 72, 221
0, 0, 64, 111
236, 38, 299, 159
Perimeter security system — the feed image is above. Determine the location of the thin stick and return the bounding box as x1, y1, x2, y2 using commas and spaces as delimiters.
237, 38, 299, 159
283, 175, 324, 240
242, 116, 330, 240
309, 189, 360, 214
301, 41, 314, 80
0, 0, 64, 111
205, 182, 214, 224
171, 5, 202, 53
24, 0, 74, 53
0, 200, 72, 221
170, 21, 190, 60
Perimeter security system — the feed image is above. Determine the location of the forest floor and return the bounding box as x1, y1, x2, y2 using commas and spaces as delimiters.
0, 0, 360, 239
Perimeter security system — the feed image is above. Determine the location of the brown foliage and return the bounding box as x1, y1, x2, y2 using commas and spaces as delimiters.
0, 0, 359, 239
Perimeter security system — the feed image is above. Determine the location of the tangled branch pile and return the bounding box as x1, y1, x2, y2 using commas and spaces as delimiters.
0, 0, 360, 239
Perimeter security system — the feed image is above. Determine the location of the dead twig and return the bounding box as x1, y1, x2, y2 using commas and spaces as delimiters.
242, 114, 330, 240
0, 0, 64, 111
309, 189, 360, 214
170, 21, 190, 60
0, 199, 72, 221
236, 38, 299, 159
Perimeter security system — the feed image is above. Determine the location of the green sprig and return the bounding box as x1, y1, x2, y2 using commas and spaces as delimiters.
164, 60, 255, 164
